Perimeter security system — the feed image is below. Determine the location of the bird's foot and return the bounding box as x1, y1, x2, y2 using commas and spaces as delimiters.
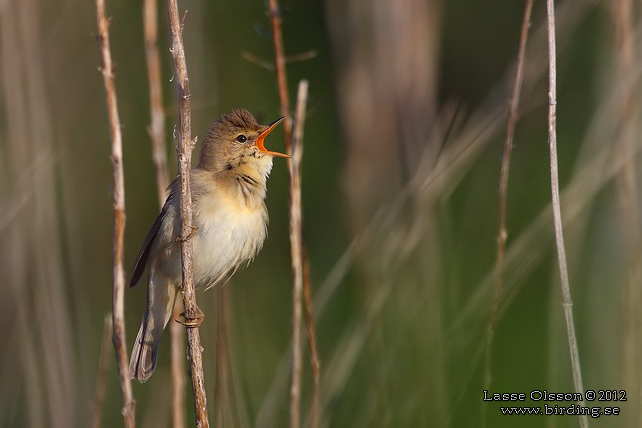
175, 224, 197, 243
176, 306, 204, 328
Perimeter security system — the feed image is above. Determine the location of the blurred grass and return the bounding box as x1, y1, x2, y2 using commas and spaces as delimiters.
1, 0, 641, 427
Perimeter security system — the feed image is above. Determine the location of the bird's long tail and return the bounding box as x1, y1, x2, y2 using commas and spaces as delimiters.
129, 276, 179, 382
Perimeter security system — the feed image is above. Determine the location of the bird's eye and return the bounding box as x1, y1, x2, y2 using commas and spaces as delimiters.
236, 134, 247, 143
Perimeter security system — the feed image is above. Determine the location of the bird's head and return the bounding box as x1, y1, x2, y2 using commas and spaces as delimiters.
198, 109, 288, 173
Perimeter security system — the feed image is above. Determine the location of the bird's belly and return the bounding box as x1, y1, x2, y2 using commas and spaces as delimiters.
192, 203, 267, 288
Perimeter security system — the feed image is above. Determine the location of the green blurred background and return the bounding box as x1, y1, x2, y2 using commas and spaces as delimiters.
1, 0, 640, 427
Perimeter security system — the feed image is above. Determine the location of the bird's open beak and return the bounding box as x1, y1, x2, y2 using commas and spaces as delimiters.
256, 117, 290, 158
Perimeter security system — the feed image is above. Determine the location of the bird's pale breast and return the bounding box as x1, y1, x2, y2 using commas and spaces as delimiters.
192, 186, 268, 288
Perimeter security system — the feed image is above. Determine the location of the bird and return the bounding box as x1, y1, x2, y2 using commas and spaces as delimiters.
129, 108, 288, 382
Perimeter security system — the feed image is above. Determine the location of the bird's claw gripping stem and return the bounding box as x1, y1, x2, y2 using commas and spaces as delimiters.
175, 224, 197, 243
176, 306, 204, 328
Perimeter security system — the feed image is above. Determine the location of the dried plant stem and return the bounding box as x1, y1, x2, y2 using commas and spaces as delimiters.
267, 4, 319, 425
166, 1, 210, 426
484, 0, 533, 407
94, 1, 136, 426
215, 288, 229, 428
92, 314, 113, 428
546, 2, 588, 428
143, 1, 186, 427
144, 0, 170, 204
302, 249, 320, 428
169, 309, 187, 428
610, 0, 642, 424
288, 80, 309, 428
268, 0, 292, 151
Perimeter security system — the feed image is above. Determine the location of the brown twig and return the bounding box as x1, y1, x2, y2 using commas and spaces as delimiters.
165, 1, 210, 426
144, 0, 170, 205
241, 52, 275, 71
92, 314, 113, 428
242, 50, 317, 72
484, 0, 533, 414
143, 1, 187, 427
285, 50, 318, 63
610, 1, 642, 424
267, 6, 320, 425
288, 80, 309, 428
302, 246, 320, 428
169, 305, 187, 428
94, 1, 136, 426
546, 2, 588, 427
215, 287, 229, 428
268, 0, 292, 151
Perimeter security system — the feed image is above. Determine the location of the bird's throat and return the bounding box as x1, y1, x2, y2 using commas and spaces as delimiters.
227, 161, 271, 209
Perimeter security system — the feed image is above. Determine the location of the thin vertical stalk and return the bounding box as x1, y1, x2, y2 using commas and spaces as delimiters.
268, 0, 292, 151
267, 5, 320, 426
546, 2, 588, 427
302, 247, 320, 428
143, 1, 186, 427
288, 80, 309, 428
92, 314, 113, 428
165, 1, 210, 426
610, 2, 642, 425
144, 0, 170, 203
94, 1, 136, 426
484, 0, 533, 410
215, 288, 230, 428
1, 5, 44, 426
170, 310, 187, 428
491, 0, 533, 336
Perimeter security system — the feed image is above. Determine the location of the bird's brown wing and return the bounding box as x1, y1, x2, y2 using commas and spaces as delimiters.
130, 189, 176, 288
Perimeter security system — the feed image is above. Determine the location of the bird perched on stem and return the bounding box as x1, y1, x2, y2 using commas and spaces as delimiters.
129, 109, 288, 383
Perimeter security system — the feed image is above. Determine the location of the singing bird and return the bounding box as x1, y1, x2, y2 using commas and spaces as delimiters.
129, 109, 288, 382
